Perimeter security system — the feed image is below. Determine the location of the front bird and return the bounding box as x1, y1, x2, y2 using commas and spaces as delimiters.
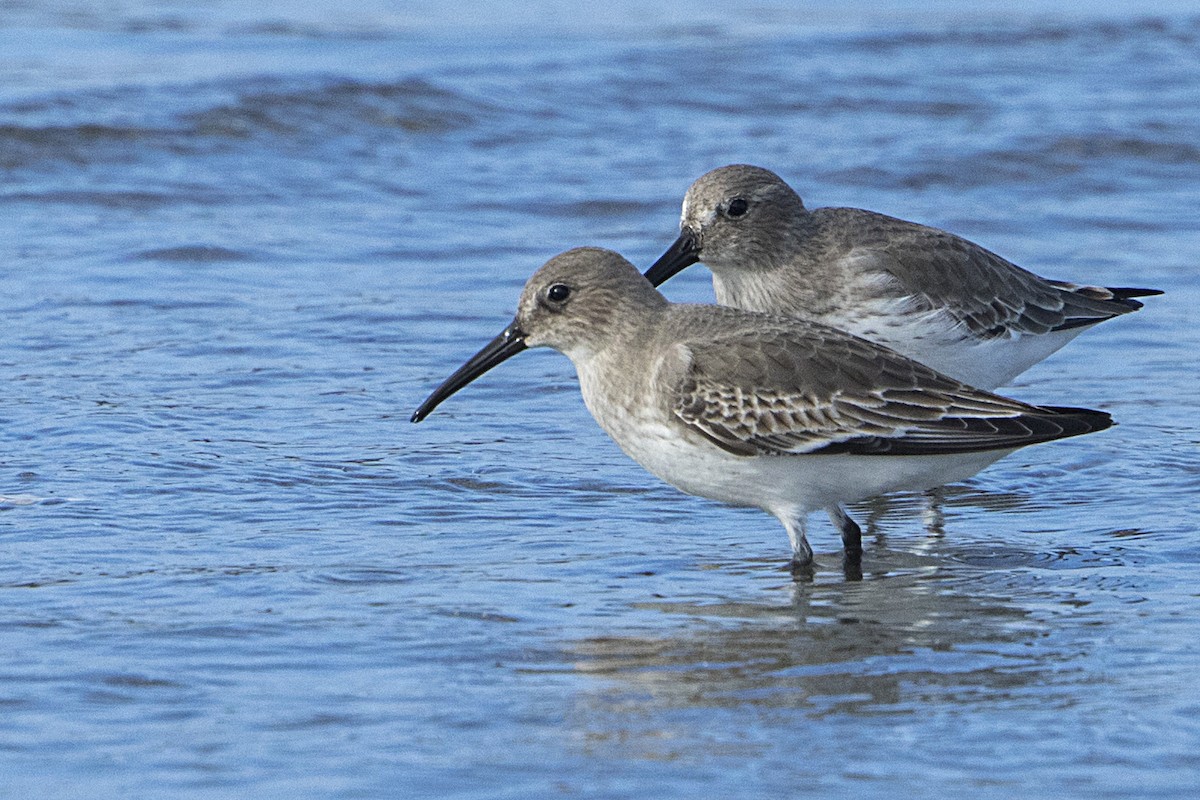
413, 247, 1112, 571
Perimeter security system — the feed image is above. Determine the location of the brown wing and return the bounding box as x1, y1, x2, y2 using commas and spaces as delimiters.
666, 311, 1112, 457
821, 208, 1155, 338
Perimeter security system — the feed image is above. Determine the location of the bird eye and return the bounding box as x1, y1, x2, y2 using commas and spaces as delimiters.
726, 197, 749, 218
547, 283, 571, 303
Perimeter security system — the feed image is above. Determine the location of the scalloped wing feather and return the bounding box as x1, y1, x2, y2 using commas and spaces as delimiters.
829, 209, 1151, 339
668, 319, 1111, 458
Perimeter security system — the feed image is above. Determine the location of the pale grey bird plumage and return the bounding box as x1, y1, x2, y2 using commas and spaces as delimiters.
646, 164, 1161, 389
413, 247, 1112, 569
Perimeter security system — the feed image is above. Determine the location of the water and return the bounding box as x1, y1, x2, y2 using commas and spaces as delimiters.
2, 2, 1199, 797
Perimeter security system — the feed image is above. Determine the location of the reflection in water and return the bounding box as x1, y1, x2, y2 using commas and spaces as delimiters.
836, 482, 1043, 566
563, 558, 1079, 760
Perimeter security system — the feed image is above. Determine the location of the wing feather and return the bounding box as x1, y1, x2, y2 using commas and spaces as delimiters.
823, 209, 1156, 338
667, 313, 1112, 457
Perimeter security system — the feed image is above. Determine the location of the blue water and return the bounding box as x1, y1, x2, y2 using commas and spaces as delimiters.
3, 2, 1200, 797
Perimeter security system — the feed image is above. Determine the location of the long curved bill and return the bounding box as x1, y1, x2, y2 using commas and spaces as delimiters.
411, 319, 528, 423
643, 228, 700, 287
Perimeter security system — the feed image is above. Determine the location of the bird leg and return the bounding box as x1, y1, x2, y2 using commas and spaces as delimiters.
827, 505, 863, 562
778, 512, 813, 570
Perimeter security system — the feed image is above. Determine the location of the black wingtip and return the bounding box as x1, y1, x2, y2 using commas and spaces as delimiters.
1052, 284, 1163, 329
1036, 405, 1114, 436
1107, 286, 1164, 300
812, 404, 1114, 456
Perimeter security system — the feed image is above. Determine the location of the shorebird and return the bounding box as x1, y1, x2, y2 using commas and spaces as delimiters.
412, 248, 1112, 569
645, 164, 1160, 389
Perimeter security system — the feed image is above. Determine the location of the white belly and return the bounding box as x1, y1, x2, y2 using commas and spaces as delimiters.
830, 311, 1086, 391
584, 386, 1011, 516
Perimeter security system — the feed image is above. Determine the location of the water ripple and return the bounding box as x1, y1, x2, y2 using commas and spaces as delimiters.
2, 6, 1199, 798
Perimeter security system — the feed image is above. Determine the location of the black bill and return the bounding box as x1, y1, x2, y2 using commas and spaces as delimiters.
643, 228, 701, 287
411, 319, 528, 423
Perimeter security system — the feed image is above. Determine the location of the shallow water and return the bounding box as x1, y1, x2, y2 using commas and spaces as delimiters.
2, 2, 1199, 797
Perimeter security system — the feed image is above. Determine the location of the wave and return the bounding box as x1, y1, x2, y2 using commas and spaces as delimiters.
823, 127, 1200, 193
0, 76, 494, 173
847, 14, 1200, 53
186, 77, 495, 139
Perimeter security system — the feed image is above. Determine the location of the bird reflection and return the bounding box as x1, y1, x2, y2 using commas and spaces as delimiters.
845, 483, 1040, 566
562, 553, 1074, 761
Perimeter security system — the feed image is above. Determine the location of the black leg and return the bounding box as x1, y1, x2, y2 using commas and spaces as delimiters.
827, 506, 864, 577
838, 510, 863, 558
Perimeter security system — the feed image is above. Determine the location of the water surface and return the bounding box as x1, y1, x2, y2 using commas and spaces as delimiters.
2, 2, 1199, 797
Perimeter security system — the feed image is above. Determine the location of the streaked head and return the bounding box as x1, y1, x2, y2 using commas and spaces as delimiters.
645, 164, 807, 286
412, 247, 665, 422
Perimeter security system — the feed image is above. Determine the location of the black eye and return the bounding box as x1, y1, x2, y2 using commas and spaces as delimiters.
726, 197, 749, 218
547, 283, 571, 303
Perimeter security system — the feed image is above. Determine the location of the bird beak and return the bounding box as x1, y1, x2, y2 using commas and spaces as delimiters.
411, 319, 528, 422
643, 228, 701, 287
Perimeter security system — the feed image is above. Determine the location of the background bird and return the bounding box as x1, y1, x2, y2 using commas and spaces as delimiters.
646, 164, 1161, 389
